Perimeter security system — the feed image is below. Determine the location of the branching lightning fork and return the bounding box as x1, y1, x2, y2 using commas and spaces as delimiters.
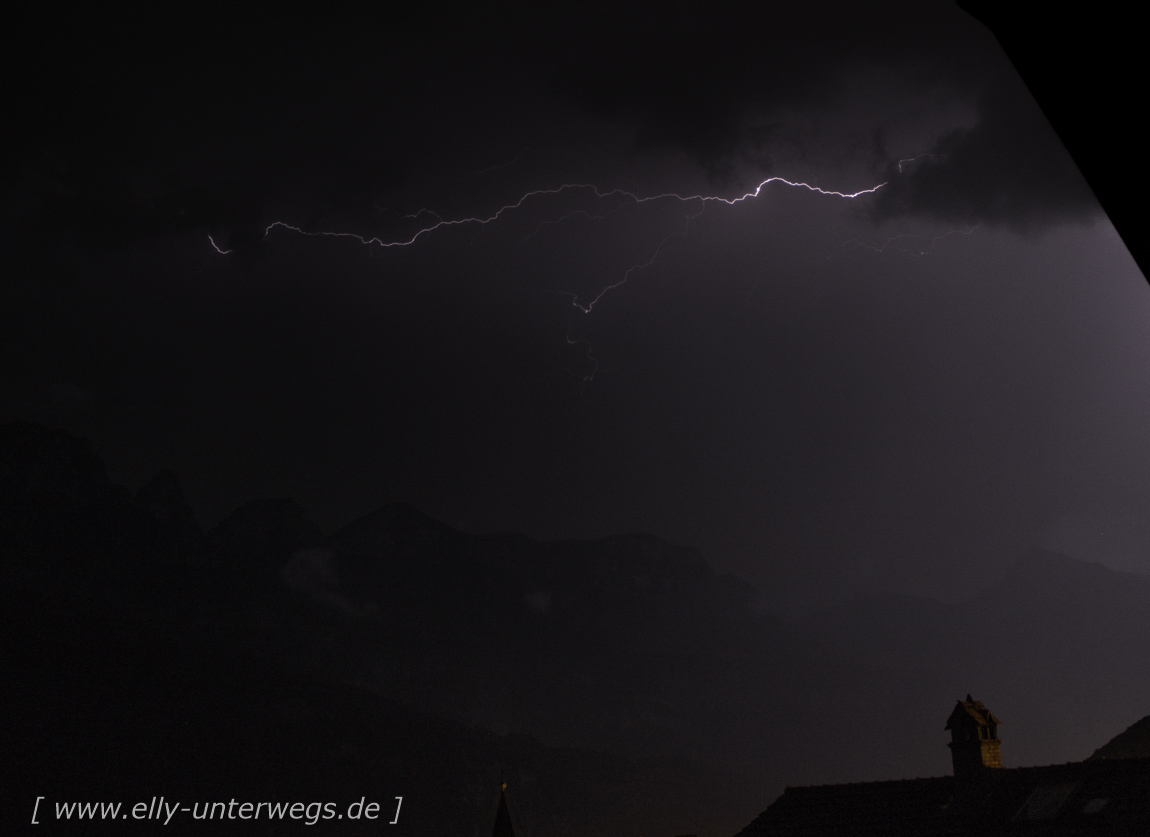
210, 175, 888, 380
250, 176, 885, 303
826, 225, 979, 259
260, 178, 883, 250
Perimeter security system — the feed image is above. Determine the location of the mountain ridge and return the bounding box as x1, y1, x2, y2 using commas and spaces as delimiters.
8, 420, 1150, 835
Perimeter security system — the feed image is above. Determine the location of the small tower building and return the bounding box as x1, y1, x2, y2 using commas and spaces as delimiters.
946, 694, 1002, 778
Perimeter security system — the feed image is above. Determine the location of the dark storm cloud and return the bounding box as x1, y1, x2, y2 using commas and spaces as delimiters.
5, 1, 1094, 257
2, 5, 543, 256
870, 75, 1098, 232
550, 3, 953, 170
3, 0, 1146, 615
551, 1, 1098, 230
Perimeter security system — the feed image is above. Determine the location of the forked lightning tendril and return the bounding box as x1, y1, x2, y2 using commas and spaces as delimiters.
209, 174, 889, 380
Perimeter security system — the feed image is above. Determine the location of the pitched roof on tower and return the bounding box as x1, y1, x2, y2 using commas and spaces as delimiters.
946, 694, 1002, 729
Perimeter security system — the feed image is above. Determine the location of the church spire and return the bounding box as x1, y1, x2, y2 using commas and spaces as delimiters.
492, 782, 515, 837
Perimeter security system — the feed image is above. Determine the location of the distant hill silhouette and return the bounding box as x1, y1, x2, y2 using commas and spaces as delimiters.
3, 422, 760, 836
1091, 716, 1150, 761
8, 421, 1150, 835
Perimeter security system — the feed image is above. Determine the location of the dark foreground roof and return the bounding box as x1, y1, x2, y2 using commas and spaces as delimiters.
736, 757, 1150, 836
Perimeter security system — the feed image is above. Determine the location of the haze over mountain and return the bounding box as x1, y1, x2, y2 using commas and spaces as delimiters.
7, 421, 1150, 835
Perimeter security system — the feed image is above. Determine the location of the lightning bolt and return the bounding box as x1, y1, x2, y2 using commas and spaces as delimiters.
896, 153, 938, 173
564, 324, 597, 385
560, 201, 707, 314
465, 148, 536, 179
210, 174, 890, 381
257, 177, 885, 251
560, 201, 707, 385
825, 225, 979, 260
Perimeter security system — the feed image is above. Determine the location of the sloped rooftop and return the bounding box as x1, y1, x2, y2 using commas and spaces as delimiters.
736, 757, 1150, 836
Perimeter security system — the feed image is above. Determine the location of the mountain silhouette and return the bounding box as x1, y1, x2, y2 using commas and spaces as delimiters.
8, 421, 1150, 835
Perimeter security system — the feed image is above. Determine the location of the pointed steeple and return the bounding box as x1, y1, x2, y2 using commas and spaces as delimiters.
492, 782, 515, 837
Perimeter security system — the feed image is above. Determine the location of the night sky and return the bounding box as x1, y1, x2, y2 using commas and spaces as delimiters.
5, 0, 1147, 613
